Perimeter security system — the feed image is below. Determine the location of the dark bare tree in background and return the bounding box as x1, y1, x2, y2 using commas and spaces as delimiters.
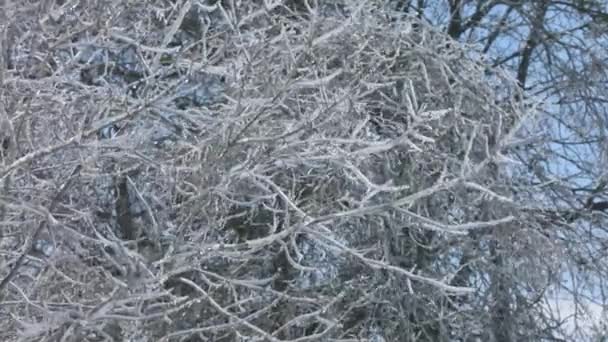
388, 0, 608, 340
1, 0, 605, 341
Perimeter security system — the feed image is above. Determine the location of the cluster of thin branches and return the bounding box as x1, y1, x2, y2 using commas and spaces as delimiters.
0, 1, 555, 341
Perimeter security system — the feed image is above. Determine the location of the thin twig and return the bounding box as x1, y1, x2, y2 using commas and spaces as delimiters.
0, 164, 81, 295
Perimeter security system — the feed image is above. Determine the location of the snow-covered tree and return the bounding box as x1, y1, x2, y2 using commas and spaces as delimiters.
0, 1, 577, 341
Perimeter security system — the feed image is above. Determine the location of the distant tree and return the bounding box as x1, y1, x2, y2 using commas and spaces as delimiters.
385, 0, 608, 339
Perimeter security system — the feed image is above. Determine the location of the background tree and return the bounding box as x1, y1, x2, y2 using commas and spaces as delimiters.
386, 0, 608, 339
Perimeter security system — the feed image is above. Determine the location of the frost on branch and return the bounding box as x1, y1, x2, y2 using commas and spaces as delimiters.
0, 1, 536, 341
